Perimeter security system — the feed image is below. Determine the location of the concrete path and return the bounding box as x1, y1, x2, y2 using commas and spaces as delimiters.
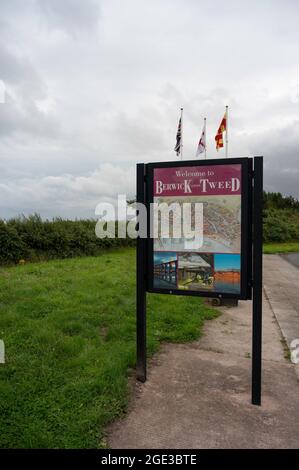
108, 268, 299, 448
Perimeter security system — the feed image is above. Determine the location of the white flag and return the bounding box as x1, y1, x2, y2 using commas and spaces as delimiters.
196, 125, 206, 157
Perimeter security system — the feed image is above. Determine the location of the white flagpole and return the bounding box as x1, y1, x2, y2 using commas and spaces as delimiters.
225, 105, 228, 158
180, 107, 183, 160
204, 117, 207, 160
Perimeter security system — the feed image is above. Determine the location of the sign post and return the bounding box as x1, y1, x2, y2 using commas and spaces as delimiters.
136, 163, 147, 382
136, 157, 263, 405
252, 156, 263, 405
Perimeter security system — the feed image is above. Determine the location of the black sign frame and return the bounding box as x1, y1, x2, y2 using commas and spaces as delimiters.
145, 157, 252, 300
136, 156, 263, 406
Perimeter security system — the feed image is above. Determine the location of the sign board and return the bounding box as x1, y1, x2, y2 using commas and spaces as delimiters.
136, 156, 263, 406
146, 158, 252, 299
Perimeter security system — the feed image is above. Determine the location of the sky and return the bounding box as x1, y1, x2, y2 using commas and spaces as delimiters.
214, 254, 241, 271
1, 0, 299, 219
154, 252, 177, 265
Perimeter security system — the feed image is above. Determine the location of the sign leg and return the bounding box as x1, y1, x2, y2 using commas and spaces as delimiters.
136, 267, 146, 382
251, 156, 263, 405
136, 163, 147, 382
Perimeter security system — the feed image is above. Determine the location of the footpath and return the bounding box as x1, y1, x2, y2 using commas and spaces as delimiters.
108, 255, 299, 449
264, 254, 299, 381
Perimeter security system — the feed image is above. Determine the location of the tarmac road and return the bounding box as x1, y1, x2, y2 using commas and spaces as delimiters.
281, 252, 299, 269
263, 254, 299, 354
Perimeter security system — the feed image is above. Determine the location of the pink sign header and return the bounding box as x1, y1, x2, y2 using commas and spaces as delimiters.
154, 164, 242, 197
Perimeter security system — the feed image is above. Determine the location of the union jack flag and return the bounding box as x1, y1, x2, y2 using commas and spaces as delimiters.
174, 117, 182, 157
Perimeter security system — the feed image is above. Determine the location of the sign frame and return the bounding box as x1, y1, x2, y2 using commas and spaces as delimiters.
145, 157, 252, 300
136, 156, 263, 406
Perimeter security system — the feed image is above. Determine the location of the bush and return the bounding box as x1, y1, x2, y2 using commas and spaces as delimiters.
262, 192, 299, 244
263, 208, 299, 243
0, 222, 29, 263
1, 189, 299, 265
0, 216, 135, 265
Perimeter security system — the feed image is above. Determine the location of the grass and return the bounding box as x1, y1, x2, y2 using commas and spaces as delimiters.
263, 242, 299, 254
0, 248, 218, 449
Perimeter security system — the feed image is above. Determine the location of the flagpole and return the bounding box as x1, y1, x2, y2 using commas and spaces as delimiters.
204, 117, 207, 159
180, 107, 183, 160
225, 105, 228, 158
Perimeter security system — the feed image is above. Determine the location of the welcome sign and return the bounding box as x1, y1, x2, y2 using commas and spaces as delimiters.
154, 165, 241, 195
146, 158, 252, 300
137, 156, 263, 406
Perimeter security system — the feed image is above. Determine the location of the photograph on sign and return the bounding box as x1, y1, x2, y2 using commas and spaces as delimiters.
147, 159, 250, 299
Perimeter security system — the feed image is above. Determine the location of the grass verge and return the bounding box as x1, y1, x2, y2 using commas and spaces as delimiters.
0, 248, 218, 448
263, 242, 299, 254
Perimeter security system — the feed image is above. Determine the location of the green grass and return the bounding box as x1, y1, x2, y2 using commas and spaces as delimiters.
0, 248, 218, 448
263, 242, 299, 254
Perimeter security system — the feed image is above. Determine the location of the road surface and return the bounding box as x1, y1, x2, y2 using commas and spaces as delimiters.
264, 254, 299, 350
281, 252, 299, 269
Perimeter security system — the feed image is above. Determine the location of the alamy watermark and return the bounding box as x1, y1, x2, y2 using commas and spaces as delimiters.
95, 195, 204, 248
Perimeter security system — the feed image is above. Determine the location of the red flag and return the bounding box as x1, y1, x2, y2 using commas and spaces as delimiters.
215, 114, 227, 151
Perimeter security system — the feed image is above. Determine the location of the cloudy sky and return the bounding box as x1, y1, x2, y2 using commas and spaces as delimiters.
0, 0, 299, 219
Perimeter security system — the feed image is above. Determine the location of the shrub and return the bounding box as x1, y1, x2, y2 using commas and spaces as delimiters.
263, 208, 299, 243
0, 216, 135, 265
0, 222, 29, 263
1, 189, 299, 265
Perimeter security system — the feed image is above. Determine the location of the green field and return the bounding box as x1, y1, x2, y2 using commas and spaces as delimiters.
263, 242, 299, 254
0, 248, 218, 448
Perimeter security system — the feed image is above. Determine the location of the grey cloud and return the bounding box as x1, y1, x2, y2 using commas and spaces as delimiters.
37, 0, 101, 36
0, 0, 299, 219
0, 164, 135, 220
0, 45, 45, 99
249, 121, 299, 197
0, 46, 59, 140
0, 93, 60, 139
99, 110, 168, 159
264, 168, 299, 198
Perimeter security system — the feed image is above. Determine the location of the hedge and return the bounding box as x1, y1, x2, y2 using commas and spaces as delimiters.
1, 203, 299, 264
0, 215, 135, 264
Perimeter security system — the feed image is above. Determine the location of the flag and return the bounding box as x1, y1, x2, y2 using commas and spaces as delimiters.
196, 124, 206, 157
174, 117, 182, 157
215, 113, 227, 151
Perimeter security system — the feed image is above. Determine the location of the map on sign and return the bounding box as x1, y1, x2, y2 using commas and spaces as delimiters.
152, 164, 242, 295
154, 195, 241, 253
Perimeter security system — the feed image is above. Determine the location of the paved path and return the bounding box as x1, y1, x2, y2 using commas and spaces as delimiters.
108, 268, 299, 448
